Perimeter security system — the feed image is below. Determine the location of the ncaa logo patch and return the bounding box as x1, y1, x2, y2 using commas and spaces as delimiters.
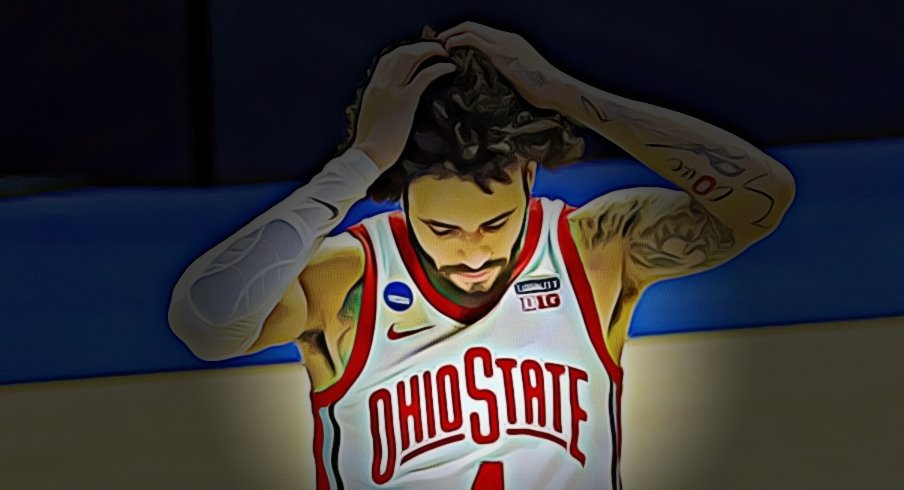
383, 281, 414, 312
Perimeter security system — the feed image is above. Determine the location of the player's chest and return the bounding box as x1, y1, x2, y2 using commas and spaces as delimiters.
335, 277, 615, 487
362, 273, 603, 385
349, 289, 610, 414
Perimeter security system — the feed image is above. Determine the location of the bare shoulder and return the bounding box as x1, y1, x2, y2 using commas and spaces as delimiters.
299, 232, 366, 321
568, 186, 739, 287
564, 185, 774, 363
303, 232, 366, 271
568, 187, 689, 248
246, 232, 365, 355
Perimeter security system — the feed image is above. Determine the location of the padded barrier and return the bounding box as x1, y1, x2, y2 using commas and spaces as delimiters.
2, 138, 902, 384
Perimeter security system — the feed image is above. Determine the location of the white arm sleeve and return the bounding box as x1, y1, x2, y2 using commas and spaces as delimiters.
168, 148, 380, 361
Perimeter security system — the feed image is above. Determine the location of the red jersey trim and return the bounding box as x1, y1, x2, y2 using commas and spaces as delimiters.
557, 205, 624, 386
310, 223, 378, 407
311, 409, 330, 490
309, 223, 378, 489
616, 380, 623, 465
388, 198, 544, 325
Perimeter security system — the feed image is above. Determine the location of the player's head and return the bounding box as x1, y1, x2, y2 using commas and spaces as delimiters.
404, 154, 536, 293
402, 45, 584, 293
360, 41, 584, 201
340, 28, 585, 294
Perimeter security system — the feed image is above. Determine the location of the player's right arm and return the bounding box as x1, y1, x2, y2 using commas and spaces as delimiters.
167, 40, 455, 362
243, 232, 366, 390
242, 232, 363, 355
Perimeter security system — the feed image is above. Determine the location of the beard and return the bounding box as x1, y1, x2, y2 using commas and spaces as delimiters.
438, 258, 508, 292
463, 279, 493, 293
426, 250, 520, 304
448, 268, 501, 293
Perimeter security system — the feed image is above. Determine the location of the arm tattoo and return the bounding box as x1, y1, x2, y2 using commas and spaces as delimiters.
579, 96, 752, 172
507, 58, 548, 88
297, 280, 361, 342
580, 95, 613, 124
575, 199, 642, 249
742, 173, 777, 228
337, 280, 363, 325
628, 198, 736, 271
578, 96, 786, 228
298, 279, 362, 373
299, 329, 335, 373
646, 142, 748, 177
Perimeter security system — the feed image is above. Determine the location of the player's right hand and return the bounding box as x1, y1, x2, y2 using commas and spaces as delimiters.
351, 41, 455, 171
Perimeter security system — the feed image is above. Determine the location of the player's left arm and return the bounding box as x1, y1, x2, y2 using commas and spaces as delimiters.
559, 92, 795, 286
568, 185, 780, 287
437, 23, 796, 283
438, 22, 796, 354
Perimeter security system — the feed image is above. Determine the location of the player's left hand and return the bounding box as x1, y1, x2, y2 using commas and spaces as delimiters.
436, 21, 576, 112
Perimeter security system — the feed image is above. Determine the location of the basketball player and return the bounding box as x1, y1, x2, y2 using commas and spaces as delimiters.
168, 22, 795, 489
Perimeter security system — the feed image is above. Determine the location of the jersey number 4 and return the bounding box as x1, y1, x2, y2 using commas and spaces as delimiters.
471, 461, 504, 489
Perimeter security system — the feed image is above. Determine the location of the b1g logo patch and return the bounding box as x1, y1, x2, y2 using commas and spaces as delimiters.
519, 292, 561, 312
383, 281, 414, 312
515, 277, 560, 295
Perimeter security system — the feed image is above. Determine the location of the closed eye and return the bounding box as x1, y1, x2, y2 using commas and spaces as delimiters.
420, 208, 516, 238
428, 225, 456, 237
482, 220, 507, 232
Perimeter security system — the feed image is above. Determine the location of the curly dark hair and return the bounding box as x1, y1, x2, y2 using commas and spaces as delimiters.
337, 26, 585, 202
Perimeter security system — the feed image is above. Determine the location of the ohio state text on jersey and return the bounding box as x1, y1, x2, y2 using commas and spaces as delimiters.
309, 197, 624, 489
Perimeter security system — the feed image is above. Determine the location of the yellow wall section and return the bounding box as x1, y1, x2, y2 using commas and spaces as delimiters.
2, 317, 903, 489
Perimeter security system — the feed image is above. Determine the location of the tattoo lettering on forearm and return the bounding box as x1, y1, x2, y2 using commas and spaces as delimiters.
580, 96, 614, 124
629, 199, 736, 270
579, 94, 788, 230
668, 159, 735, 202
665, 151, 778, 228
742, 172, 777, 228
522, 68, 548, 87
669, 158, 696, 180
579, 97, 754, 179
705, 186, 734, 202
691, 175, 717, 195
647, 142, 748, 177
507, 58, 548, 87
582, 97, 758, 183
581, 97, 752, 176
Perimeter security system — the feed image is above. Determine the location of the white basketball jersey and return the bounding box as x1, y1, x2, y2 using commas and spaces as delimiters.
310, 197, 624, 489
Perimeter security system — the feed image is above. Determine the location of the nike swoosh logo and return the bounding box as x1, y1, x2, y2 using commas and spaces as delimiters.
387, 322, 435, 340
311, 197, 339, 220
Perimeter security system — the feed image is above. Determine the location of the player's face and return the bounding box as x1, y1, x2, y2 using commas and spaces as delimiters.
406, 160, 537, 294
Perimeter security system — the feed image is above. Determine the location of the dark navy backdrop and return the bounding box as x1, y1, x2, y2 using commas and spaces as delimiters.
2, 1, 902, 183
208, 0, 904, 182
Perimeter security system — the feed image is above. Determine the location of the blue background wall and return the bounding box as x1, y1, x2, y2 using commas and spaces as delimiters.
3, 139, 903, 385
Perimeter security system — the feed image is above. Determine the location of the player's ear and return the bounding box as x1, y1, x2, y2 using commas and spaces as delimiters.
525, 160, 538, 191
